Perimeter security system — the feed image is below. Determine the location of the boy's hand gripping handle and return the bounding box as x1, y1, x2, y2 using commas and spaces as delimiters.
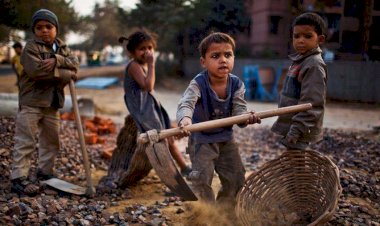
138, 103, 312, 144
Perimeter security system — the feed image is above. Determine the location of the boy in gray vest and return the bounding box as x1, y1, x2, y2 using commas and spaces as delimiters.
176, 32, 260, 204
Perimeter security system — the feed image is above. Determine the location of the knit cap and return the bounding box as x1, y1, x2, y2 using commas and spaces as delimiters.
31, 9, 59, 33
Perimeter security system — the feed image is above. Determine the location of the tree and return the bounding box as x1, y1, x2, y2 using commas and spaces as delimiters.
83, 0, 130, 50
126, 0, 195, 54
0, 0, 80, 42
360, 0, 373, 59
124, 0, 250, 76
186, 0, 250, 57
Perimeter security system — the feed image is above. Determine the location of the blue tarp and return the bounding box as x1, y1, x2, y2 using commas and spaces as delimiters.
75, 77, 119, 89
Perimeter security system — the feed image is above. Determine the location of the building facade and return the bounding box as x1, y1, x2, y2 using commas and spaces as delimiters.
243, 0, 380, 61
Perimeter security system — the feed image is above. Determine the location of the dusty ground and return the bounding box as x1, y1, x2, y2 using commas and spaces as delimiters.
1, 65, 379, 225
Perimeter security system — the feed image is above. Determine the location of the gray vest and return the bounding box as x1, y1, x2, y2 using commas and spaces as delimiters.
192, 71, 241, 144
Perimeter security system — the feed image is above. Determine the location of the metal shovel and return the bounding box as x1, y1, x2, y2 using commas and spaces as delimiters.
42, 80, 95, 196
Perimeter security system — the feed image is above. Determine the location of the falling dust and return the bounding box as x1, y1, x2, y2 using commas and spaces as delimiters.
183, 201, 243, 226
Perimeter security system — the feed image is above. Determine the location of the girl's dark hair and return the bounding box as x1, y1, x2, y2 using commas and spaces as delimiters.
198, 32, 235, 58
118, 29, 157, 53
292, 12, 327, 36
12, 42, 22, 49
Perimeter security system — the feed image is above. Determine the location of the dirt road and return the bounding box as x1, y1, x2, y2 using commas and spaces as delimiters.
73, 84, 380, 131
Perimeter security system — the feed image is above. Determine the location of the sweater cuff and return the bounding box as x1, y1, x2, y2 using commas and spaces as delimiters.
287, 125, 302, 140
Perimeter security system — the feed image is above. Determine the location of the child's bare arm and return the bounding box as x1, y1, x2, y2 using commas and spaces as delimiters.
128, 61, 155, 91
128, 52, 156, 91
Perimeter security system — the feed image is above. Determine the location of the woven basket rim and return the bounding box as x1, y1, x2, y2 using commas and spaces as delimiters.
236, 150, 342, 226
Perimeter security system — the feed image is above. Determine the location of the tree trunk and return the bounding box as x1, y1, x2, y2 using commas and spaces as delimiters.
97, 115, 152, 193
361, 0, 373, 59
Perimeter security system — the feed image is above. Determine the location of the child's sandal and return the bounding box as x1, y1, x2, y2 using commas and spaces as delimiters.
11, 177, 40, 196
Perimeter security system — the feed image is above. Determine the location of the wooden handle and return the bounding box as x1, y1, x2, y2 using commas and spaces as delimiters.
69, 80, 95, 196
138, 103, 312, 144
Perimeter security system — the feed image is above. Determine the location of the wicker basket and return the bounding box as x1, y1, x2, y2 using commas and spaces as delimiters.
236, 150, 342, 226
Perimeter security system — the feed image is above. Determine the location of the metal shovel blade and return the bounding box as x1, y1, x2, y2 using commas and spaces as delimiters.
41, 178, 86, 195
145, 142, 198, 201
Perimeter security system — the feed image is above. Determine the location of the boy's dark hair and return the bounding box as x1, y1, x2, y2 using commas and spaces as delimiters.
12, 42, 22, 49
292, 12, 327, 36
198, 32, 235, 58
118, 29, 157, 53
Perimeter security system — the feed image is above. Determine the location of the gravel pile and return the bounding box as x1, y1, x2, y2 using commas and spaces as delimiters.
0, 116, 379, 225
236, 126, 380, 225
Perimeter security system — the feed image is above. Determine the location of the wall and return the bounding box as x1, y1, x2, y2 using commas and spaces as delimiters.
247, 0, 290, 57
183, 58, 380, 103
326, 61, 380, 103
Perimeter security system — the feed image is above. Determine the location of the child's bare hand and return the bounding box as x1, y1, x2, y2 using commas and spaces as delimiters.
246, 111, 261, 125
144, 51, 155, 65
177, 117, 192, 138
179, 117, 192, 127
71, 71, 78, 81
41, 58, 56, 72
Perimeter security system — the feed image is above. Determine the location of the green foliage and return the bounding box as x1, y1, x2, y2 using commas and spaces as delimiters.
124, 0, 250, 76
69, 0, 136, 52
127, 0, 195, 53
127, 0, 249, 55
0, 0, 252, 73
0, 0, 79, 41
84, 0, 130, 50
0, 25, 11, 43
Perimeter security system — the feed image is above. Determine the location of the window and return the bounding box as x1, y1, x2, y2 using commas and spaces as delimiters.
341, 31, 361, 53
344, 0, 364, 18
325, 13, 341, 42
370, 16, 380, 46
374, 1, 380, 11
269, 16, 282, 34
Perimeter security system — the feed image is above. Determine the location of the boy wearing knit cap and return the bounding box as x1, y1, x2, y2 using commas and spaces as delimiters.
11, 9, 79, 196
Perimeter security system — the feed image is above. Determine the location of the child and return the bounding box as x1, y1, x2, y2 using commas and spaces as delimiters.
11, 9, 79, 196
271, 12, 328, 150
11, 42, 23, 87
119, 30, 191, 176
176, 32, 260, 204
